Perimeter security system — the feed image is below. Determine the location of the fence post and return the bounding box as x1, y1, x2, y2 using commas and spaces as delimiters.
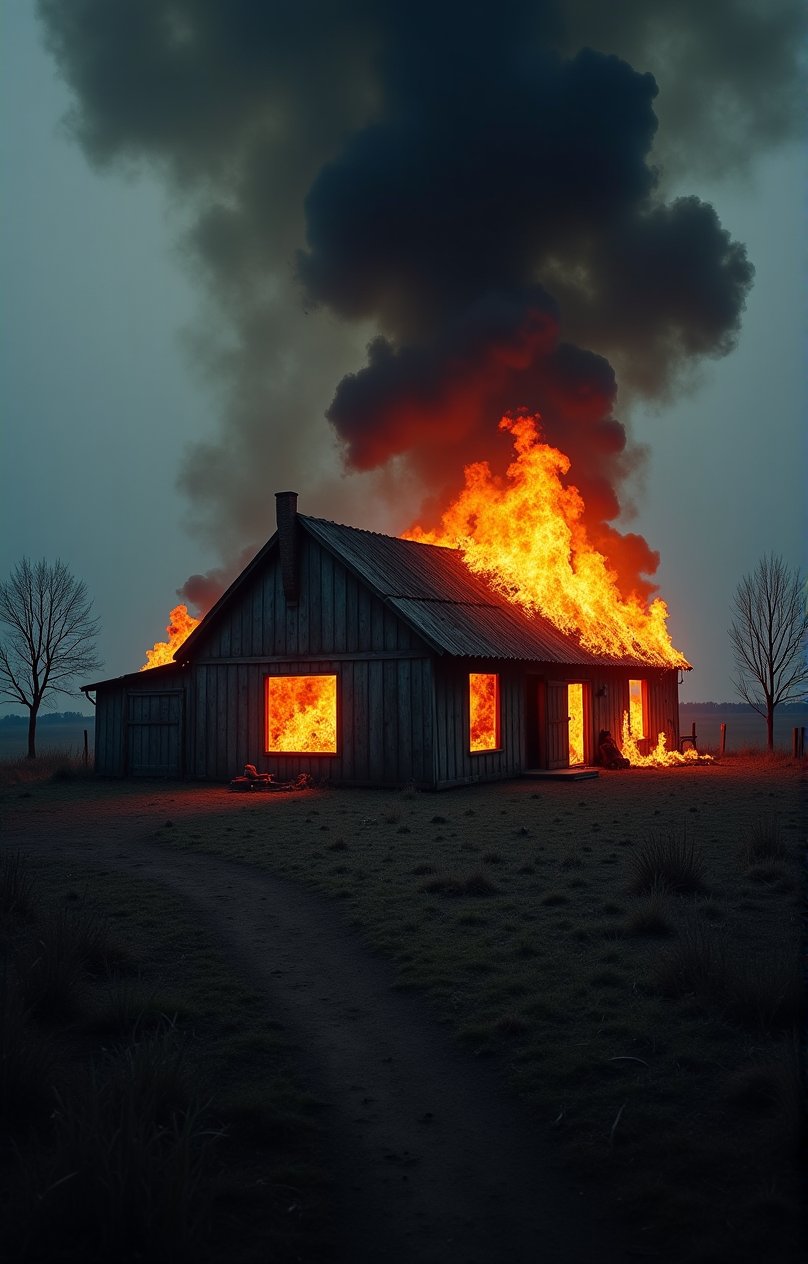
719, 722, 726, 757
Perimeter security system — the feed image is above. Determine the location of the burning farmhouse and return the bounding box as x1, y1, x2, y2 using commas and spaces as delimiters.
84, 437, 693, 786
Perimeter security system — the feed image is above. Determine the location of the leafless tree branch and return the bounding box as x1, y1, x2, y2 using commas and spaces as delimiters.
0, 557, 102, 757
728, 553, 808, 748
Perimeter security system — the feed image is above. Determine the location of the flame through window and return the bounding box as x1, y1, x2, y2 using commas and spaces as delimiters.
469, 673, 499, 752
266, 675, 337, 753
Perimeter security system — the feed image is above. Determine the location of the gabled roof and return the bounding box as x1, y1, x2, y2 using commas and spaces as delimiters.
176, 513, 675, 669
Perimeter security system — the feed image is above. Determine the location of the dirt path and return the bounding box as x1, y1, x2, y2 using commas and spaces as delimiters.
5, 788, 627, 1264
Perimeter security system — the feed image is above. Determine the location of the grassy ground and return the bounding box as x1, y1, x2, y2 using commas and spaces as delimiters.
0, 846, 334, 1263
2, 751, 804, 1263
158, 761, 803, 1264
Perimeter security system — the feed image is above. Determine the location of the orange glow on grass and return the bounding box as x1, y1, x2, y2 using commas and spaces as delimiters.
266, 675, 337, 754
469, 673, 499, 751
141, 604, 200, 670
404, 415, 689, 668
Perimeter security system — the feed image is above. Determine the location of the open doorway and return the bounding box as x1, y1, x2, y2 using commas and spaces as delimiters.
567, 682, 586, 766
530, 680, 590, 770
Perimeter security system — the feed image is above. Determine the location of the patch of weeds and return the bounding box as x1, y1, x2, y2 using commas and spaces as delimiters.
482, 852, 503, 865
591, 969, 623, 988
422, 869, 498, 897
13, 1026, 215, 1263
0, 963, 55, 1127
411, 863, 436, 876
517, 864, 535, 875
540, 892, 568, 906
495, 1013, 529, 1036
455, 912, 488, 926
430, 815, 449, 825
560, 854, 583, 870
745, 815, 786, 864
624, 881, 673, 937
723, 946, 801, 1031
746, 862, 786, 885
627, 829, 705, 894
654, 915, 726, 1001
327, 838, 348, 851
0, 851, 35, 919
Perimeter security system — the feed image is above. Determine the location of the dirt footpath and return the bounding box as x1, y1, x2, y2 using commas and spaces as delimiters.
5, 785, 627, 1264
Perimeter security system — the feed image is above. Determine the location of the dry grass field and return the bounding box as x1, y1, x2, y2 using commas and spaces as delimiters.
1, 751, 804, 1262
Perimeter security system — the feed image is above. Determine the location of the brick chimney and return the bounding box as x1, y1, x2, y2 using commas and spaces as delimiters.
275, 491, 299, 605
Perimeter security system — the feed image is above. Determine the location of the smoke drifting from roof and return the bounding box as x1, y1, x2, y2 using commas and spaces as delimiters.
37, 1, 804, 605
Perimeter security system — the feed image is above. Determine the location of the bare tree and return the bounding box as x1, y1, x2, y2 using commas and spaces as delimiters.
729, 553, 808, 750
0, 558, 102, 758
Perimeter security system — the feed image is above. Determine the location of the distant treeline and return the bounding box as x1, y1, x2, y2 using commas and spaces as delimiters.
0, 711, 94, 726
680, 701, 808, 712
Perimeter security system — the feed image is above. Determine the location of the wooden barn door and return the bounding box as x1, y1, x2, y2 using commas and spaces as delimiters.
546, 682, 569, 769
126, 692, 182, 777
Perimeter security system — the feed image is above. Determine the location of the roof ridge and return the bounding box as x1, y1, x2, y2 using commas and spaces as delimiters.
300, 513, 456, 551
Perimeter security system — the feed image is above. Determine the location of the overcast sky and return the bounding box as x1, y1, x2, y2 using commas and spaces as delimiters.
1, 2, 805, 710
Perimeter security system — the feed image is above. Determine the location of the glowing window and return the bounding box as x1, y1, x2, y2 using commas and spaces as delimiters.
266, 675, 337, 754
628, 679, 647, 740
469, 673, 499, 752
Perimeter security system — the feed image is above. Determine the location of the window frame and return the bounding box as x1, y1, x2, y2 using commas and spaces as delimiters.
264, 672, 339, 756
468, 671, 501, 754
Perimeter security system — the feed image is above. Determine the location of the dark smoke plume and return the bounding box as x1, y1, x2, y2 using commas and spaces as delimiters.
38, 0, 805, 607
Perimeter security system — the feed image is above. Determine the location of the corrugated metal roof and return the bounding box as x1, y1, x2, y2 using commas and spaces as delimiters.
301, 515, 665, 667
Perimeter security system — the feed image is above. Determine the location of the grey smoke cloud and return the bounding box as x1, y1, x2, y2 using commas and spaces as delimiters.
37, 0, 804, 605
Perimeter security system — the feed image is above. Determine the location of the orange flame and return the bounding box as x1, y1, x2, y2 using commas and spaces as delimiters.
629, 679, 646, 739
141, 604, 200, 670
619, 713, 711, 766
266, 676, 337, 754
568, 683, 585, 765
469, 673, 499, 751
404, 415, 688, 668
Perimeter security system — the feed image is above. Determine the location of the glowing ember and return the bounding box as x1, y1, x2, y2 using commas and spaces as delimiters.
620, 712, 710, 767
266, 675, 337, 753
568, 683, 585, 765
141, 604, 200, 670
469, 672, 499, 751
404, 415, 689, 668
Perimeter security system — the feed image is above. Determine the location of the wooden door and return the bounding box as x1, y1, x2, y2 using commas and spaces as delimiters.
126, 692, 182, 777
546, 682, 569, 769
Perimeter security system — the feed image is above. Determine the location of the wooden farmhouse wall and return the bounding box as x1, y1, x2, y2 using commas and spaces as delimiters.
93, 665, 190, 777
91, 523, 681, 784
186, 532, 437, 786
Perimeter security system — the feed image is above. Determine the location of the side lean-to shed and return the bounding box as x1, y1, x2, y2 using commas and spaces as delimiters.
84, 493, 683, 787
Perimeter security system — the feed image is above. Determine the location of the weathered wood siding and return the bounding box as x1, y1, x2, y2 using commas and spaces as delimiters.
186, 535, 436, 785
127, 691, 182, 776
432, 661, 524, 787
93, 684, 125, 776
93, 667, 189, 777
91, 519, 681, 785
190, 657, 435, 786
189, 534, 426, 661
524, 666, 681, 769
